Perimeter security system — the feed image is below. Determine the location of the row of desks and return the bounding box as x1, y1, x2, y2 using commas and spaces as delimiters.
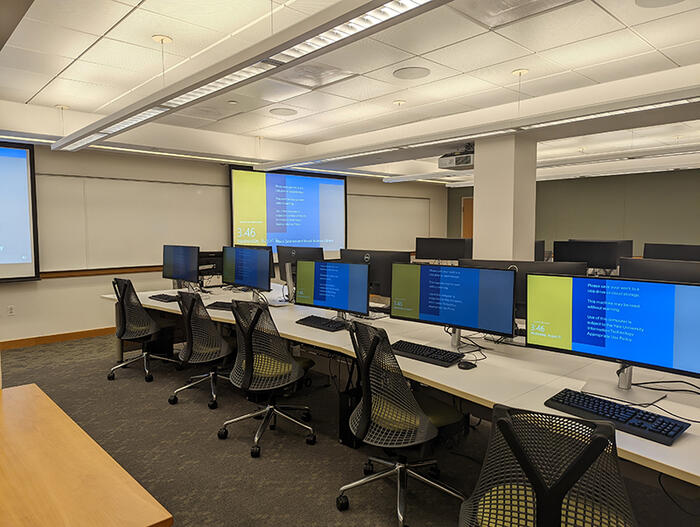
102, 283, 700, 487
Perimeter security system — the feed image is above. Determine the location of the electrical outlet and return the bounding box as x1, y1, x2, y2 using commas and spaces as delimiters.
7, 305, 16, 316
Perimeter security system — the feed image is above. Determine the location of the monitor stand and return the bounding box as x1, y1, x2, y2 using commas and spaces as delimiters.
581, 365, 666, 406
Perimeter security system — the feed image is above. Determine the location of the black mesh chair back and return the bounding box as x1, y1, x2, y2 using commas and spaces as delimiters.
177, 292, 233, 364
459, 405, 637, 527
113, 278, 158, 341
348, 321, 437, 448
229, 300, 303, 392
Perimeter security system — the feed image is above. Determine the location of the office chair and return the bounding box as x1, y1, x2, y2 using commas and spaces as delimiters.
216, 299, 316, 457
167, 292, 234, 409
459, 404, 637, 527
336, 321, 465, 527
107, 278, 179, 382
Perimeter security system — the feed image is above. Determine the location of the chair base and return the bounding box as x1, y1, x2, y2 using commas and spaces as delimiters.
217, 403, 315, 457
168, 370, 229, 409
337, 456, 464, 527
107, 351, 179, 382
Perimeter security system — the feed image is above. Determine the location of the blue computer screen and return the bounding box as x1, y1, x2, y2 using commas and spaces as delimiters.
223, 246, 271, 291
162, 245, 199, 283
295, 261, 369, 314
391, 264, 515, 336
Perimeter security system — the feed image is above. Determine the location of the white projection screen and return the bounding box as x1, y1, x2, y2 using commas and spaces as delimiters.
0, 143, 39, 281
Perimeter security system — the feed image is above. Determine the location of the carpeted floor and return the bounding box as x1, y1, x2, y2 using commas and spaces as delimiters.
2, 336, 697, 526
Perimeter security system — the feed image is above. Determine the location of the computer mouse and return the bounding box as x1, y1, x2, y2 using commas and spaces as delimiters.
458, 360, 476, 370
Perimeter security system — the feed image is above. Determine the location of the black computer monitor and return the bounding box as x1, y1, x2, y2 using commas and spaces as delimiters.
620, 257, 700, 284
340, 249, 411, 297
222, 246, 271, 291
535, 240, 545, 261
526, 274, 700, 378
236, 244, 274, 279
163, 245, 199, 283
643, 243, 700, 261
198, 251, 222, 277
277, 246, 324, 283
415, 237, 472, 260
295, 260, 369, 316
391, 263, 515, 337
553, 240, 620, 269
459, 259, 587, 319
569, 239, 633, 259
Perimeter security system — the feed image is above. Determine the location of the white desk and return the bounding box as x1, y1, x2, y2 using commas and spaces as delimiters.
101, 284, 699, 486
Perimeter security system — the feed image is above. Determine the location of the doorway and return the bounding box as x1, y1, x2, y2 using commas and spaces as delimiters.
461, 197, 473, 238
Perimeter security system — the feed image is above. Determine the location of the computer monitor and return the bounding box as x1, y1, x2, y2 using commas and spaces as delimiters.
458, 260, 587, 319
391, 263, 515, 337
569, 239, 633, 259
277, 246, 324, 283
526, 274, 700, 378
198, 251, 222, 277
415, 237, 472, 260
222, 246, 271, 291
340, 249, 411, 297
236, 244, 274, 279
162, 245, 199, 283
295, 260, 369, 316
553, 240, 620, 269
643, 243, 700, 261
620, 257, 700, 284
535, 240, 545, 262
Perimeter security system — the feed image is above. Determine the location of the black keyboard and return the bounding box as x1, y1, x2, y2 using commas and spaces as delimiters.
207, 301, 232, 311
296, 315, 346, 332
391, 340, 463, 368
545, 388, 690, 446
149, 294, 178, 303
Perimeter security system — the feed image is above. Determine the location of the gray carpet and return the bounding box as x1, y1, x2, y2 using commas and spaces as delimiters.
2, 336, 697, 526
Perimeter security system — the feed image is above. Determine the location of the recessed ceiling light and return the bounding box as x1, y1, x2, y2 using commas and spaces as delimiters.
393, 66, 430, 80
227, 100, 238, 105
152, 34, 173, 44
269, 107, 298, 116
393, 99, 406, 107
511, 68, 529, 77
54, 105, 70, 110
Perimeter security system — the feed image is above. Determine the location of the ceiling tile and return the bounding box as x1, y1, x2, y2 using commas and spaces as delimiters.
509, 71, 595, 97
423, 32, 530, 73
270, 61, 354, 88
455, 87, 525, 109
80, 38, 182, 73
576, 51, 676, 83
30, 78, 123, 112
179, 92, 270, 120
7, 18, 100, 58
231, 78, 310, 102
364, 56, 460, 88
595, 0, 700, 25
282, 90, 354, 111
283, 0, 345, 15
371, 5, 486, 55
661, 40, 700, 66
251, 103, 316, 121
319, 76, 400, 100
139, 0, 274, 33
309, 38, 412, 75
0, 46, 73, 77
449, 0, 575, 29
407, 74, 496, 101
157, 113, 214, 129
633, 8, 700, 48
496, 1, 623, 51
249, 119, 322, 141
312, 101, 392, 127
469, 54, 564, 87
59, 60, 147, 88
540, 29, 653, 69
204, 112, 284, 133
0, 67, 53, 102
25, 0, 132, 35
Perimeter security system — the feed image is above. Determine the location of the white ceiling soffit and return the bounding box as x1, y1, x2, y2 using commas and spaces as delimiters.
51, 0, 452, 152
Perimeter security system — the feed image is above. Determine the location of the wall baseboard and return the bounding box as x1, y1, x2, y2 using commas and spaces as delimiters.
0, 327, 115, 351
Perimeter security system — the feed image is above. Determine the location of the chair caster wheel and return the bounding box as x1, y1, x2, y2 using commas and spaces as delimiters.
428, 466, 440, 479
305, 434, 316, 445
250, 445, 261, 458
301, 410, 312, 422
269, 423, 276, 430
168, 395, 178, 405
145, 374, 154, 382
363, 461, 374, 476
208, 400, 217, 409
217, 428, 228, 440
107, 372, 115, 381
336, 495, 349, 511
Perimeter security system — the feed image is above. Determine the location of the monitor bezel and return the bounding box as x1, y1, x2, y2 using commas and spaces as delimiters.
222, 246, 272, 292
294, 260, 370, 316
162, 244, 200, 283
525, 273, 700, 379
389, 263, 516, 338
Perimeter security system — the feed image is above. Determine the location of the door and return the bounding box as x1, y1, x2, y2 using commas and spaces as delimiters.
461, 197, 473, 238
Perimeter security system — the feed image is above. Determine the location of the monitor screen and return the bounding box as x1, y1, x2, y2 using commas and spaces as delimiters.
295, 260, 369, 315
222, 246, 271, 291
643, 243, 700, 262
415, 237, 472, 260
230, 168, 345, 258
391, 263, 515, 337
236, 244, 274, 279
340, 249, 411, 297
620, 257, 700, 284
526, 275, 700, 377
277, 245, 324, 283
553, 240, 620, 269
163, 245, 199, 283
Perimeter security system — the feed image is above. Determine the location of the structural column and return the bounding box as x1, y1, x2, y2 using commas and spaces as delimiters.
472, 133, 537, 260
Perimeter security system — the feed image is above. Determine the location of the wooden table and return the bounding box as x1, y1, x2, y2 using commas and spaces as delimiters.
0, 384, 173, 527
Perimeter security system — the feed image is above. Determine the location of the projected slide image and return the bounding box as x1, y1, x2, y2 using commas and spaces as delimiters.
0, 147, 32, 265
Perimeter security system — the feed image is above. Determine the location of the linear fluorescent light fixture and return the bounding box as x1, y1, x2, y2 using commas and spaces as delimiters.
403, 129, 517, 148
88, 144, 251, 164
63, 133, 108, 152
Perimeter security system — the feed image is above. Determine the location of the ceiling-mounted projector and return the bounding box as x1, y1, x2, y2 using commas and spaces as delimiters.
438, 148, 474, 170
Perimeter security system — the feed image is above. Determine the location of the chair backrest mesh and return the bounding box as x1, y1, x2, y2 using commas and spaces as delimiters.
229, 300, 303, 392
113, 278, 157, 340
177, 292, 232, 364
459, 405, 637, 527
348, 321, 437, 448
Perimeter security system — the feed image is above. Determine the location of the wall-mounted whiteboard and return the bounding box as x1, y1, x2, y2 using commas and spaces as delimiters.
347, 194, 430, 251
36, 175, 230, 271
